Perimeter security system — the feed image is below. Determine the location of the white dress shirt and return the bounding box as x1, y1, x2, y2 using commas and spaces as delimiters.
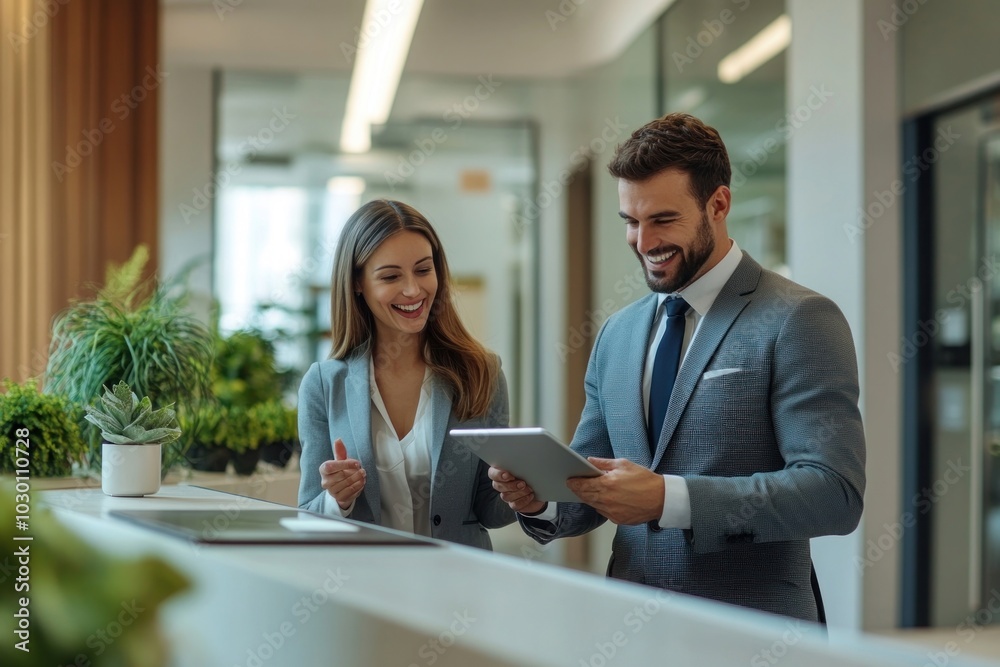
324, 361, 435, 536
527, 240, 743, 529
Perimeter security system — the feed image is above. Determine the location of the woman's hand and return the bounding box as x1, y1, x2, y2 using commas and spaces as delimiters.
488, 466, 546, 515
319, 438, 366, 510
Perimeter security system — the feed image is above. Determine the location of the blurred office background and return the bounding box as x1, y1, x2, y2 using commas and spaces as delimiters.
4, 0, 1000, 640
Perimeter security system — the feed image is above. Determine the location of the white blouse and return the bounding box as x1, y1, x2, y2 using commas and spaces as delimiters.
325, 361, 435, 536
369, 361, 435, 535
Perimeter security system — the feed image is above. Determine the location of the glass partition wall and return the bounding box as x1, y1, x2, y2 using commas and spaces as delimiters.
659, 0, 788, 273
213, 71, 537, 423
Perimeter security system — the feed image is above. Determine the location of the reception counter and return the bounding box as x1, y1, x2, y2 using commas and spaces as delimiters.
40, 486, 993, 667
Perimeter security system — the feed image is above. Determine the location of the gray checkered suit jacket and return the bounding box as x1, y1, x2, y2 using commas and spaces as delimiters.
521, 251, 866, 621
297, 353, 515, 549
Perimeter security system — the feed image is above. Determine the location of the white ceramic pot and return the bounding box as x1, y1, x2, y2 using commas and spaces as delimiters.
101, 443, 161, 497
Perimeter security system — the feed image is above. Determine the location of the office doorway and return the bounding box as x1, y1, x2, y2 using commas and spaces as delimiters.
906, 89, 1000, 627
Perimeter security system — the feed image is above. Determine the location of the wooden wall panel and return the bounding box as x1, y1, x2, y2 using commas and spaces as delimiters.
0, 0, 53, 382
0, 0, 159, 383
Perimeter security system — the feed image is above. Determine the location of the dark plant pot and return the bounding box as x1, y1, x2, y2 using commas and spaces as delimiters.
231, 448, 261, 476
259, 440, 297, 468
187, 444, 230, 472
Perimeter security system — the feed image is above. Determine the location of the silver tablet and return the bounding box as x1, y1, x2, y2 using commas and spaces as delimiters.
449, 427, 603, 502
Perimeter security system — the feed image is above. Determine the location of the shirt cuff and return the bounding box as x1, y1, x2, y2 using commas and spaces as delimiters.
323, 493, 355, 518
659, 475, 691, 529
520, 502, 557, 522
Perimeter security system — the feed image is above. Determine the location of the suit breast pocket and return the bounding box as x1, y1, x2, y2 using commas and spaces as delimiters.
690, 364, 770, 437
701, 367, 742, 381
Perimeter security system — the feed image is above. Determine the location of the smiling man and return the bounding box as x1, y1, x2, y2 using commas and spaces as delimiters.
490, 113, 866, 622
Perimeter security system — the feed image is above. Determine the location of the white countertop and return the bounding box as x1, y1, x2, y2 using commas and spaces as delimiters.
40, 485, 996, 667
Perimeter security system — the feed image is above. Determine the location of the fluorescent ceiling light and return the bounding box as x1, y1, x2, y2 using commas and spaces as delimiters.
717, 14, 791, 84
673, 87, 707, 112
326, 176, 367, 195
341, 0, 425, 153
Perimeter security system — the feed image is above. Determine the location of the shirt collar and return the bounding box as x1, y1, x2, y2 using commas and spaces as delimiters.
656, 239, 742, 317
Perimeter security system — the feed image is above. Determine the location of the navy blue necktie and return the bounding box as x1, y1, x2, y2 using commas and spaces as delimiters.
648, 297, 689, 452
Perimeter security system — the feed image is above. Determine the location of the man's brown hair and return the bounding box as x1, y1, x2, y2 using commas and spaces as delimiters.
608, 113, 731, 207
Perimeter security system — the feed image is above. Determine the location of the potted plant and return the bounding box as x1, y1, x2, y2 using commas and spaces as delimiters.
85, 381, 181, 496
182, 403, 231, 473
0, 379, 88, 477
212, 329, 283, 407
45, 245, 214, 472
225, 405, 263, 476
254, 399, 299, 468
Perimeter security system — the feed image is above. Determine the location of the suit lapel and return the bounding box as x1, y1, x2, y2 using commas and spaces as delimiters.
651, 253, 761, 469
345, 353, 380, 523
426, 372, 453, 494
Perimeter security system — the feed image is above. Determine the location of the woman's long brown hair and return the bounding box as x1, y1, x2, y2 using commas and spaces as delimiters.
329, 199, 500, 421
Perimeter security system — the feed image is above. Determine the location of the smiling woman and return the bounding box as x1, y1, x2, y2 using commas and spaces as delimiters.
355, 229, 439, 342
295, 199, 516, 549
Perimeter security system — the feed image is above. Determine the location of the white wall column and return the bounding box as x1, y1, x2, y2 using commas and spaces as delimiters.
159, 66, 215, 321
787, 0, 901, 631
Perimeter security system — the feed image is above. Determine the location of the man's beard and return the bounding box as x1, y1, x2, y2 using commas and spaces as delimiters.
639, 213, 715, 294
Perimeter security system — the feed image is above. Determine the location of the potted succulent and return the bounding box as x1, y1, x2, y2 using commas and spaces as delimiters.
85, 381, 181, 496
0, 379, 88, 477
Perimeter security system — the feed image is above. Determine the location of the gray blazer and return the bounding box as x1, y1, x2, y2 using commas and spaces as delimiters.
521, 252, 866, 621
297, 352, 515, 549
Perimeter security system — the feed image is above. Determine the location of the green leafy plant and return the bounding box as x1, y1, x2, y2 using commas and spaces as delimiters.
281, 405, 298, 443
178, 403, 231, 472
45, 245, 213, 468
248, 400, 285, 444
84, 381, 181, 446
178, 403, 222, 447
220, 405, 263, 455
0, 379, 88, 477
213, 330, 282, 408
0, 480, 189, 666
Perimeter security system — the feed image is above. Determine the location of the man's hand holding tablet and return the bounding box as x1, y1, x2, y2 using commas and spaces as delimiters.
449, 428, 603, 507
452, 427, 668, 524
